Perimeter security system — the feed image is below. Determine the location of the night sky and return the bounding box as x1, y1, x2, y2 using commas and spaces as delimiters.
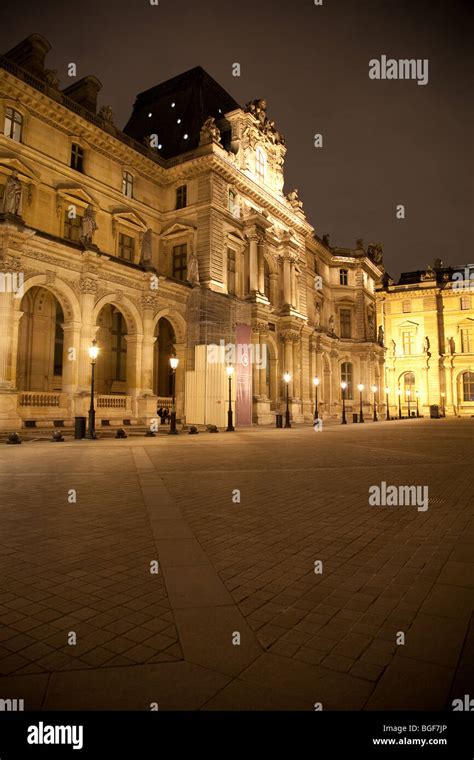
1, 0, 472, 279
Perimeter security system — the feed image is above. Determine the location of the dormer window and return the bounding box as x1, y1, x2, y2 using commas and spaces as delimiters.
122, 171, 133, 198
255, 147, 266, 182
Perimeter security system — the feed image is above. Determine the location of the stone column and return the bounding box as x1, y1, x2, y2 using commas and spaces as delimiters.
125, 334, 143, 398
140, 305, 157, 396
248, 234, 259, 293
257, 238, 265, 295
283, 257, 292, 306
61, 321, 81, 395
0, 291, 17, 390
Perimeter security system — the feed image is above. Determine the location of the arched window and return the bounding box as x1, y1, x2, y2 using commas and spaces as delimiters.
264, 260, 271, 301
255, 147, 266, 182
403, 372, 415, 401
341, 362, 353, 399
462, 371, 474, 402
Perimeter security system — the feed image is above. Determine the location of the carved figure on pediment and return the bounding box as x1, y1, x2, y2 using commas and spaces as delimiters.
2, 170, 22, 215
287, 188, 304, 211
79, 205, 98, 248
187, 249, 200, 286
98, 105, 114, 124
367, 242, 383, 265
200, 117, 221, 145
139, 228, 153, 266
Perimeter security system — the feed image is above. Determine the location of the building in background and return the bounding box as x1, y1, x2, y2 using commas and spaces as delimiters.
377, 263, 474, 417
0, 34, 385, 431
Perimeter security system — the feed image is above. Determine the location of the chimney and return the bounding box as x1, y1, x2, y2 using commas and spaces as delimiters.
4, 33, 51, 80
62, 76, 103, 114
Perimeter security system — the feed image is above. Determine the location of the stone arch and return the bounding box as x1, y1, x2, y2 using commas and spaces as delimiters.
14, 274, 81, 324
152, 308, 187, 344
92, 293, 143, 336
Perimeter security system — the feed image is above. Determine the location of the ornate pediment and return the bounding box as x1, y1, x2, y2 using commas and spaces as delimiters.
0, 156, 40, 185
111, 209, 148, 234
160, 221, 197, 239
55, 185, 96, 210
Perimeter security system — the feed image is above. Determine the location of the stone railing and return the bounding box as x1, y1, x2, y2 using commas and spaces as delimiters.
19, 392, 64, 408
97, 395, 128, 409
156, 396, 172, 407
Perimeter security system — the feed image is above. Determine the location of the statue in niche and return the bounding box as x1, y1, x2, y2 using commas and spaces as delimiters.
139, 228, 153, 267
200, 116, 221, 144
79, 205, 98, 248
367, 307, 376, 339
2, 170, 22, 215
187, 246, 200, 287
328, 314, 335, 334
377, 325, 384, 347
315, 302, 321, 327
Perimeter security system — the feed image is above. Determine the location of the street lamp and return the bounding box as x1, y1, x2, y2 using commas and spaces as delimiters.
283, 372, 291, 428
441, 391, 446, 417
357, 383, 364, 423
226, 365, 235, 432
372, 385, 378, 422
415, 390, 420, 418
86, 339, 99, 440
340, 381, 347, 425
313, 376, 319, 420
406, 388, 411, 419
397, 388, 402, 419
385, 386, 390, 421
169, 356, 179, 435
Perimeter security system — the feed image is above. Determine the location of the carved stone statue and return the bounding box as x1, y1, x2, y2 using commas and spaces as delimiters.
423, 336, 431, 356
2, 170, 22, 215
367, 307, 375, 339
447, 336, 455, 355
328, 314, 335, 334
187, 248, 200, 287
139, 228, 153, 266
315, 302, 321, 327
322, 233, 330, 248
287, 188, 303, 211
367, 242, 383, 265
391, 339, 396, 356
356, 238, 365, 251
45, 69, 60, 88
377, 325, 384, 347
200, 117, 221, 144
433, 258, 443, 270
98, 105, 114, 124
79, 205, 98, 248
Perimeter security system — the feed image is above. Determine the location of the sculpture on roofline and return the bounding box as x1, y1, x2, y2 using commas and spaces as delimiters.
287, 188, 304, 211
200, 116, 221, 144
367, 242, 383, 265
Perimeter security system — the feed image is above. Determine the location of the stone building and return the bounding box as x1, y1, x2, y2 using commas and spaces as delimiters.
377, 263, 474, 417
0, 34, 384, 431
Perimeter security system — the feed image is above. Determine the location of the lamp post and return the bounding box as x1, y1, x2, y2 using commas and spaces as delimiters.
341, 381, 347, 425
441, 391, 446, 417
357, 383, 364, 423
169, 356, 179, 435
226, 365, 235, 431
372, 385, 378, 422
397, 388, 402, 419
415, 390, 420, 418
283, 372, 291, 428
406, 388, 411, 419
86, 339, 99, 440
313, 376, 319, 420
385, 386, 390, 421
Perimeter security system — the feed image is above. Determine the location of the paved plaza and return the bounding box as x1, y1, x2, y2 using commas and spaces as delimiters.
0, 418, 473, 711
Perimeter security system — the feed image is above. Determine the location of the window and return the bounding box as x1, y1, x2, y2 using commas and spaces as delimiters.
70, 143, 84, 172
341, 362, 353, 399
53, 304, 64, 376
461, 296, 471, 310
4, 107, 22, 142
402, 330, 415, 355
118, 233, 134, 261
461, 328, 472, 353
172, 244, 187, 280
227, 248, 236, 295
176, 185, 187, 209
403, 372, 415, 401
122, 171, 133, 198
340, 308, 352, 339
63, 210, 81, 242
402, 300, 411, 313
264, 260, 271, 301
462, 371, 474, 402
339, 269, 348, 286
228, 189, 239, 217
111, 311, 127, 381
255, 147, 266, 182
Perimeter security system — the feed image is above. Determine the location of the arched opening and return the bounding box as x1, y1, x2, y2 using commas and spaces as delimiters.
340, 361, 353, 399
154, 317, 176, 397
461, 371, 474, 402
260, 340, 277, 406
95, 304, 128, 394
401, 371, 416, 401
17, 286, 65, 391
